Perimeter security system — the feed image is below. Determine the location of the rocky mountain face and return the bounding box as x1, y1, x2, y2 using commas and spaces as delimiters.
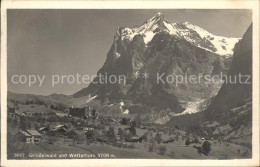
73, 13, 240, 122
167, 24, 252, 129
205, 23, 252, 120
196, 25, 252, 150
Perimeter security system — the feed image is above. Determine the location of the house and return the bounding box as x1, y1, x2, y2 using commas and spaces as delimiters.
123, 109, 129, 115
14, 130, 42, 144
38, 127, 49, 134
48, 124, 70, 136
83, 127, 94, 132
26, 130, 42, 143
14, 131, 32, 143
125, 136, 142, 143
108, 117, 119, 124
56, 112, 68, 118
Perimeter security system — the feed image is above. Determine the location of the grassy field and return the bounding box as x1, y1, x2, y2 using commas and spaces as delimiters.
10, 135, 250, 159
76, 143, 167, 159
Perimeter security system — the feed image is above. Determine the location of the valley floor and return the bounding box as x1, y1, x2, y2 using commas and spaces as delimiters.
9, 137, 249, 159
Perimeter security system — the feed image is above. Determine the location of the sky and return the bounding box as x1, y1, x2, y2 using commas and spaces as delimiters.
7, 9, 252, 95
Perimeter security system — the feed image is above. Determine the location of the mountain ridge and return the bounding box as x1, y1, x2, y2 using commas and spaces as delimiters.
114, 12, 240, 56
73, 12, 239, 121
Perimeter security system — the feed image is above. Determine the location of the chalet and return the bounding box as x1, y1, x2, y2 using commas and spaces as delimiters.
14, 131, 31, 143
201, 137, 213, 141
83, 127, 94, 132
14, 130, 42, 144
48, 124, 70, 136
56, 112, 68, 118
108, 117, 119, 124
26, 130, 42, 143
38, 127, 49, 134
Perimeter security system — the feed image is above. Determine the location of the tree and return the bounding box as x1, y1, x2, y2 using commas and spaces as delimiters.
158, 145, 167, 155
175, 135, 179, 141
193, 137, 200, 144
118, 128, 122, 135
129, 125, 136, 136
20, 116, 31, 130
170, 151, 175, 158
34, 123, 40, 130
119, 129, 126, 141
96, 123, 105, 131
130, 121, 137, 127
155, 133, 162, 144
185, 139, 191, 147
241, 149, 249, 158
27, 121, 32, 129
45, 123, 50, 129
148, 143, 154, 152
168, 129, 172, 135
197, 146, 203, 154
168, 136, 174, 142
20, 117, 26, 130
237, 149, 240, 155
48, 135, 57, 144
121, 118, 129, 125
202, 141, 211, 155
7, 132, 29, 159
129, 143, 135, 149
186, 130, 191, 136
46, 116, 58, 123
50, 104, 55, 109
86, 130, 95, 141
13, 118, 18, 128
107, 127, 116, 142
125, 131, 133, 141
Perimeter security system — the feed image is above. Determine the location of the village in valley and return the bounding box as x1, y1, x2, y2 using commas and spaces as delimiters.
7, 94, 251, 159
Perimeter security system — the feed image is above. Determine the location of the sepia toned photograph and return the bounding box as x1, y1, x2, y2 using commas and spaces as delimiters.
1, 0, 259, 166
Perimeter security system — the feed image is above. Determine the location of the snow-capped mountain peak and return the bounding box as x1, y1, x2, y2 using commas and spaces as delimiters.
117, 12, 179, 44
180, 22, 240, 56
141, 12, 166, 27
115, 12, 240, 57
